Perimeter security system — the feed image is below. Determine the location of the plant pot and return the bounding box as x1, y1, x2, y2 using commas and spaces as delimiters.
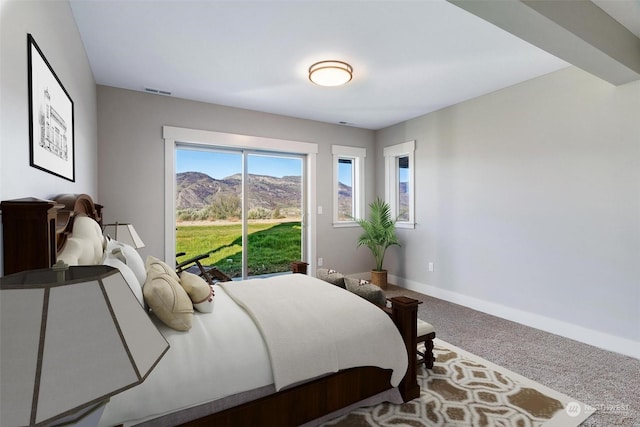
370, 270, 388, 290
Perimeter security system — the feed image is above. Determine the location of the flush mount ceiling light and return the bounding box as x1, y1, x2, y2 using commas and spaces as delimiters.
309, 60, 353, 87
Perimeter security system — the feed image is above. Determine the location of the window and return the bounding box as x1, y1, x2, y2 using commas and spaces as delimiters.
384, 140, 415, 228
175, 147, 304, 279
332, 145, 366, 226
163, 125, 318, 274
337, 158, 354, 220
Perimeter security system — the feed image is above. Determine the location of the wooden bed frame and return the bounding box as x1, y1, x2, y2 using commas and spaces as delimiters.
0, 193, 420, 427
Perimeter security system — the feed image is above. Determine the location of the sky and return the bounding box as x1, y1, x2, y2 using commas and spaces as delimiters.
177, 148, 405, 184
176, 149, 302, 179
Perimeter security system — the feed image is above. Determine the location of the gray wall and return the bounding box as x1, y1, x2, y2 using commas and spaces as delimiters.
97, 86, 376, 273
0, 0, 98, 275
377, 66, 640, 356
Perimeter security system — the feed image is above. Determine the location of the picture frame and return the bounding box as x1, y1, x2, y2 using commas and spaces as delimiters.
28, 33, 75, 182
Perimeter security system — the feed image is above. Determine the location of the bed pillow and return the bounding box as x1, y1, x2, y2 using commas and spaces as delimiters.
105, 237, 146, 286
57, 216, 105, 265
143, 269, 193, 331
103, 252, 144, 306
344, 277, 387, 307
179, 271, 215, 313
145, 255, 181, 282
316, 268, 346, 288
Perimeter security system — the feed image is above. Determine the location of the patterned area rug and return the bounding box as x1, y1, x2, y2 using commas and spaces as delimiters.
324, 339, 595, 427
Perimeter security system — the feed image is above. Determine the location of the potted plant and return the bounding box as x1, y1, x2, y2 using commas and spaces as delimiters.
353, 197, 400, 289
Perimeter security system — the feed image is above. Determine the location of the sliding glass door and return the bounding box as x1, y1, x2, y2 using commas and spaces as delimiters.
246, 153, 303, 277
175, 146, 304, 279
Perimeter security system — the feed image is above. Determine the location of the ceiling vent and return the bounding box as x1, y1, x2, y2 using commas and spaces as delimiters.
144, 87, 172, 96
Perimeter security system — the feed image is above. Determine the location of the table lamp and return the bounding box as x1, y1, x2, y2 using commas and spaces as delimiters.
0, 263, 169, 427
102, 222, 145, 248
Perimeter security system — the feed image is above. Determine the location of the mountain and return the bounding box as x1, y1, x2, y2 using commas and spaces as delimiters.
337, 182, 353, 219
176, 171, 302, 210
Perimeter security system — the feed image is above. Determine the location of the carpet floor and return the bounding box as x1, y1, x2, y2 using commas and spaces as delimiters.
383, 285, 640, 426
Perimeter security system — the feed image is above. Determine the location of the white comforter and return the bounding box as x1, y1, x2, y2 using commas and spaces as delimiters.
221, 274, 408, 390
98, 274, 407, 427
98, 285, 273, 427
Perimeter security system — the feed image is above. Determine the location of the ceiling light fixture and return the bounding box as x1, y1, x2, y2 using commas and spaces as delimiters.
309, 60, 353, 87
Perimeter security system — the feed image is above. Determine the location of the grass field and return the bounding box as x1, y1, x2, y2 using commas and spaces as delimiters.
176, 221, 302, 277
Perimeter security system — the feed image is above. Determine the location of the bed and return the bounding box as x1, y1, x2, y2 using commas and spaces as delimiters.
0, 193, 420, 427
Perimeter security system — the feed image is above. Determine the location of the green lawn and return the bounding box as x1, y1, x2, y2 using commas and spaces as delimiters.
176, 221, 302, 277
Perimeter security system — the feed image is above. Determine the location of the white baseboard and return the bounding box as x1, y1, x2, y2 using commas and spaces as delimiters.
387, 274, 640, 360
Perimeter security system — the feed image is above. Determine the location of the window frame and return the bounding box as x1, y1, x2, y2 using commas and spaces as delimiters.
384, 140, 415, 229
163, 125, 318, 271
332, 145, 366, 227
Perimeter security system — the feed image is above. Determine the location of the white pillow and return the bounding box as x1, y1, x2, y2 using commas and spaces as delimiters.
145, 255, 181, 282
58, 216, 105, 265
105, 237, 123, 260
105, 238, 146, 285
143, 270, 193, 331
57, 238, 84, 266
102, 253, 144, 306
179, 271, 215, 313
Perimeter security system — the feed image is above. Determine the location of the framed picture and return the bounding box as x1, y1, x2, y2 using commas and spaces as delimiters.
28, 33, 75, 182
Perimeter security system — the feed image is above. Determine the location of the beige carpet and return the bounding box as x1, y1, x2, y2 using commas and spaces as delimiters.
324, 339, 595, 427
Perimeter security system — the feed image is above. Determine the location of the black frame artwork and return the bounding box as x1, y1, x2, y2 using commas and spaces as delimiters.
28, 33, 75, 182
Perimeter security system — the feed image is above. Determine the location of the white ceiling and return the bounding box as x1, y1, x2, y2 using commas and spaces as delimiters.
69, 0, 638, 130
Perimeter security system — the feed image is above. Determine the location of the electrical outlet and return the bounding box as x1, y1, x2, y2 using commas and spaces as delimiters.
318, 257, 324, 266
428, 262, 434, 272
317, 205, 323, 215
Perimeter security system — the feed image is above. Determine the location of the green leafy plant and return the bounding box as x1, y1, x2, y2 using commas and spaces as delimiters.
354, 198, 400, 271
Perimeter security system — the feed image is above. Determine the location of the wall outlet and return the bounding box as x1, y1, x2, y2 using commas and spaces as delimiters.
317, 205, 323, 215
428, 262, 434, 272
318, 257, 324, 266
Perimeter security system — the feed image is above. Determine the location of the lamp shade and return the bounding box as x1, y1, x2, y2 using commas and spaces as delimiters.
102, 222, 145, 248
0, 265, 169, 427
